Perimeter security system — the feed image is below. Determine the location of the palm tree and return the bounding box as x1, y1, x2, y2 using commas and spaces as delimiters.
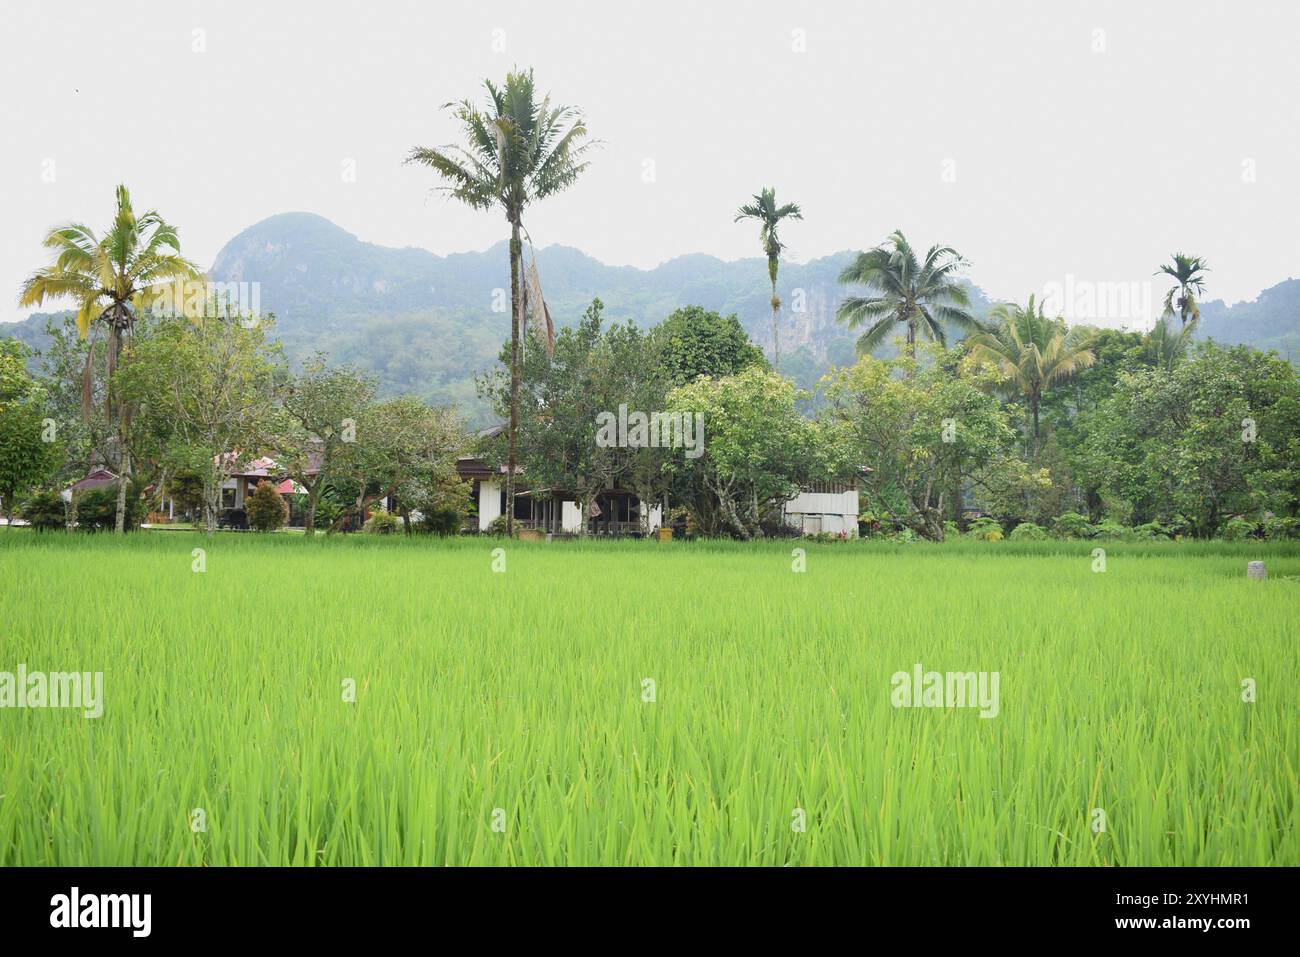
966, 295, 1096, 448
407, 68, 593, 536
1145, 314, 1196, 372
1156, 253, 1209, 326
19, 184, 199, 531
734, 188, 801, 370
835, 230, 981, 357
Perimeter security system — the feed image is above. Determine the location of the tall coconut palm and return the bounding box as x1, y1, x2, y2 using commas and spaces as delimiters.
835, 230, 981, 357
966, 295, 1096, 447
734, 187, 802, 370
1156, 253, 1209, 326
18, 184, 199, 531
407, 68, 593, 535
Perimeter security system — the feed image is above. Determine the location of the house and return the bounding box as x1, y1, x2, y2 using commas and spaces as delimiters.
218, 456, 301, 511
456, 427, 859, 537
782, 481, 861, 537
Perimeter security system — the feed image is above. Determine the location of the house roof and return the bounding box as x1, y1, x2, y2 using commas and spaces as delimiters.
68, 468, 117, 492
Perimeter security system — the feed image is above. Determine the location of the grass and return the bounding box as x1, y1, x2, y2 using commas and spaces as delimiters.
0, 530, 1296, 866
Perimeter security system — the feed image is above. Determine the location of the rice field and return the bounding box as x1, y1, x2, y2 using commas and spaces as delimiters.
0, 530, 1296, 866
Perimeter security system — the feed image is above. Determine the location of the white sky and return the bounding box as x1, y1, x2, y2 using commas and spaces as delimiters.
2, 0, 1296, 323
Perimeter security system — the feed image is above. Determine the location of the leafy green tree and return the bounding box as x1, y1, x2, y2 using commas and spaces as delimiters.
665, 366, 825, 539
650, 305, 767, 387
1077, 343, 1300, 534
835, 230, 981, 357
407, 68, 594, 535
116, 315, 282, 532
276, 355, 377, 533
480, 299, 666, 534
966, 295, 1096, 446
332, 397, 465, 533
735, 187, 802, 370
17, 185, 200, 532
0, 341, 61, 524
821, 345, 1030, 540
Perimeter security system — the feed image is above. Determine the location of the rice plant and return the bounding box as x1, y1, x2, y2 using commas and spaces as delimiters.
0, 531, 1295, 866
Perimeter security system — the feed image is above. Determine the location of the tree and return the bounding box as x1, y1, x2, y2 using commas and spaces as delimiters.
650, 305, 768, 387
1157, 253, 1209, 326
1144, 314, 1196, 372
835, 230, 981, 357
407, 68, 594, 535
331, 398, 465, 533
276, 355, 377, 533
821, 345, 1031, 540
17, 185, 200, 532
665, 366, 826, 539
115, 315, 281, 533
735, 187, 802, 370
0, 340, 60, 524
966, 295, 1096, 447
481, 299, 667, 535
1077, 343, 1300, 534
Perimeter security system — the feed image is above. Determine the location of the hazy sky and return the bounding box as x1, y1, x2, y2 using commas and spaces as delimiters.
2, 0, 1296, 324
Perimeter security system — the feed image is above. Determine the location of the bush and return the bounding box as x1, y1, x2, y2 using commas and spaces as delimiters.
1262, 516, 1300, 540
485, 514, 511, 537
20, 490, 65, 531
1008, 521, 1048, 541
246, 481, 289, 532
418, 505, 463, 535
76, 483, 144, 532
364, 510, 400, 534
966, 517, 1004, 541
1218, 516, 1256, 541
943, 520, 961, 539
1093, 520, 1131, 541
1132, 521, 1170, 540
1053, 512, 1096, 539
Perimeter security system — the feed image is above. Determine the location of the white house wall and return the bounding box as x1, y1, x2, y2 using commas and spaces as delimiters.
478, 479, 502, 530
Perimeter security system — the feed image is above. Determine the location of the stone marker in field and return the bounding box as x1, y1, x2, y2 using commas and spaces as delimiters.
1247, 561, 1267, 580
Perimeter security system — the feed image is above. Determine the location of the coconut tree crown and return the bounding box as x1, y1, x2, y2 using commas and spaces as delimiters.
406, 68, 595, 225
835, 230, 980, 355
966, 294, 1096, 442
19, 184, 199, 342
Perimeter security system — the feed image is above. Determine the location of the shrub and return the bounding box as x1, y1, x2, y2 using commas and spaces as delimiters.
246, 481, 289, 532
364, 510, 400, 534
1132, 521, 1170, 540
1052, 512, 1096, 539
1218, 516, 1256, 541
943, 520, 960, 539
486, 514, 511, 537
1262, 516, 1300, 540
76, 483, 144, 532
1093, 520, 1131, 541
20, 490, 65, 531
418, 505, 462, 536
966, 517, 1003, 541
1008, 521, 1048, 541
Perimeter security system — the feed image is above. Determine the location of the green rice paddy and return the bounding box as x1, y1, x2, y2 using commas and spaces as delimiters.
0, 531, 1296, 865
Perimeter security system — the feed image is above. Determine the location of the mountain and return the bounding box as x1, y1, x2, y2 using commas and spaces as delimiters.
5, 213, 1298, 423
1196, 278, 1300, 361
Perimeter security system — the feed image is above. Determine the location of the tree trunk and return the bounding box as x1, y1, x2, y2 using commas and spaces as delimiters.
304, 482, 319, 535
114, 448, 131, 533
507, 221, 522, 538
203, 480, 220, 534
769, 263, 781, 372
